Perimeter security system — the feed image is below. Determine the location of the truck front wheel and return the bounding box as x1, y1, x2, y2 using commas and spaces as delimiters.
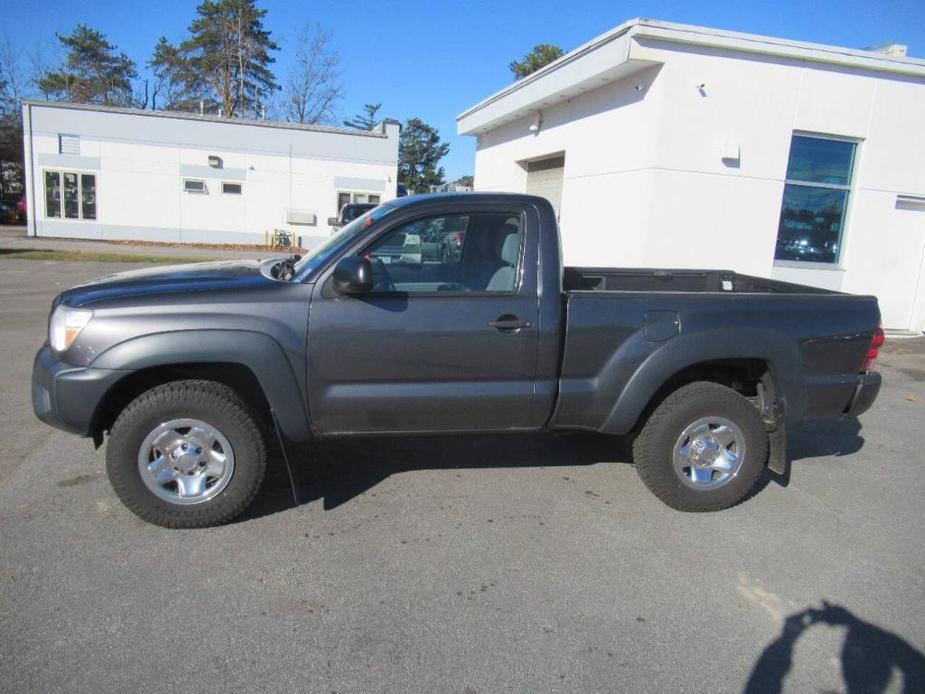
106, 380, 267, 528
632, 381, 768, 512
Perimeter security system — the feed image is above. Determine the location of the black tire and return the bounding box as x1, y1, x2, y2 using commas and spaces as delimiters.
106, 380, 267, 528
632, 381, 768, 512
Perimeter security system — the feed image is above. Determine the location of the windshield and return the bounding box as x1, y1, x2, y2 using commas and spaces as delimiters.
292, 204, 396, 280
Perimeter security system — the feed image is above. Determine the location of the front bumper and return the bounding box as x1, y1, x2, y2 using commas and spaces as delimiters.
32, 345, 124, 437
844, 371, 882, 418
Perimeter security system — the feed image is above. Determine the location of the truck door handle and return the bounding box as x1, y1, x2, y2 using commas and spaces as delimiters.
488, 315, 533, 331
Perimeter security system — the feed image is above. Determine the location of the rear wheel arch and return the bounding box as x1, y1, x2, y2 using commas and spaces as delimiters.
629, 358, 781, 434
599, 329, 803, 435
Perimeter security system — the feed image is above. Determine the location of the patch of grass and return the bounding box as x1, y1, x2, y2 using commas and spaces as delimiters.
0, 248, 210, 264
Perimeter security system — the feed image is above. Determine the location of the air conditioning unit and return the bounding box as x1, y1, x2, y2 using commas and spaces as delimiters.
286, 210, 317, 225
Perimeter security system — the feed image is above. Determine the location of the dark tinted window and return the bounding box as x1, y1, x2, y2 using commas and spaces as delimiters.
775, 135, 857, 265
785, 136, 855, 186
775, 185, 847, 264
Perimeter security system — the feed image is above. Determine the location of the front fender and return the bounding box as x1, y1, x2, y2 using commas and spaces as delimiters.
91, 329, 312, 444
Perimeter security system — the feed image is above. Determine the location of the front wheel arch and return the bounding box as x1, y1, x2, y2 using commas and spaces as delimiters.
89, 362, 272, 445
86, 329, 313, 447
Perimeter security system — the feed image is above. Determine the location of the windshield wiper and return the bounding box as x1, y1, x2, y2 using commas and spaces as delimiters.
271, 253, 301, 281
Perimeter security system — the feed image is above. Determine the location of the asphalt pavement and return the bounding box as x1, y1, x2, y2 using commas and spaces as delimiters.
1, 256, 924, 694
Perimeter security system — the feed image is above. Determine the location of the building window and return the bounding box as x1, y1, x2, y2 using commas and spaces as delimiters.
44, 170, 97, 220
775, 134, 857, 265
184, 179, 207, 194
222, 182, 243, 195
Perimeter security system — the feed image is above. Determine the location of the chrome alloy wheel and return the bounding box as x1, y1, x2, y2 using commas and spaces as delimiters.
673, 416, 745, 490
137, 419, 235, 505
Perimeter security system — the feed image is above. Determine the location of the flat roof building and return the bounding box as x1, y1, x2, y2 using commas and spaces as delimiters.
22, 101, 400, 248
458, 19, 925, 332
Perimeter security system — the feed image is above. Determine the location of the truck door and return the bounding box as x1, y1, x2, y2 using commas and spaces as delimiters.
307, 205, 541, 435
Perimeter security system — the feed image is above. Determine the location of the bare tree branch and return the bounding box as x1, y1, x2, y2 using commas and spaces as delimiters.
282, 24, 342, 125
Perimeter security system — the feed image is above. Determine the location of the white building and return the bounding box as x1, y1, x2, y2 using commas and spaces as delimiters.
458, 19, 925, 333
430, 181, 473, 193
22, 101, 400, 248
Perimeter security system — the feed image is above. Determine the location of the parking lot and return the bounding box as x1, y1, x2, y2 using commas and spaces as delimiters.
1, 254, 924, 694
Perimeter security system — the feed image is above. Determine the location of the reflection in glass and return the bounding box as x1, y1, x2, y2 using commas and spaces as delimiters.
63, 172, 79, 219
785, 136, 855, 186
81, 174, 96, 220
775, 135, 857, 265
774, 185, 847, 263
44, 171, 61, 218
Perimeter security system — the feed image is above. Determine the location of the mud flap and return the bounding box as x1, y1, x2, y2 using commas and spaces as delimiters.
270, 409, 308, 505
766, 422, 789, 485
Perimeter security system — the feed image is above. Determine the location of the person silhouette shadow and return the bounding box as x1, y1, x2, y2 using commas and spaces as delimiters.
745, 601, 925, 693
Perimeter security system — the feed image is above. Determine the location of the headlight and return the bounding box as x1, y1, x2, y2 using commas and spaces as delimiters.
49, 305, 92, 353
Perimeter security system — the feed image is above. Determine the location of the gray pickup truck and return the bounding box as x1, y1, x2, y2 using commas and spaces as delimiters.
33, 193, 883, 528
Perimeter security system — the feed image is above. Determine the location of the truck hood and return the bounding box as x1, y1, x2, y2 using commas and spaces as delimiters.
59, 259, 278, 307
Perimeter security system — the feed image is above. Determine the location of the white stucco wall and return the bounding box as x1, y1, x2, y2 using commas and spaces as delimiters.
469, 36, 925, 331
23, 102, 400, 248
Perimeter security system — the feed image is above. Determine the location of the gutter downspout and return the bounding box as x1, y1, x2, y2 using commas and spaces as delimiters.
21, 102, 37, 237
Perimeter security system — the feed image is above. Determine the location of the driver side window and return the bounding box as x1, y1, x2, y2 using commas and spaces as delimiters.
364, 212, 523, 294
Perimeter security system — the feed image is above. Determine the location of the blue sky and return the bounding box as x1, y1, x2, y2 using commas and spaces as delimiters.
3, 0, 923, 179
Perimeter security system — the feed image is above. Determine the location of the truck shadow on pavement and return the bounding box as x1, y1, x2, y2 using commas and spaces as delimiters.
744, 601, 925, 693
241, 417, 866, 522
243, 431, 632, 520
788, 417, 865, 461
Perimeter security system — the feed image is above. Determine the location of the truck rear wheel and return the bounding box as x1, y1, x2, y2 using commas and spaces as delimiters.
106, 380, 267, 528
632, 381, 768, 512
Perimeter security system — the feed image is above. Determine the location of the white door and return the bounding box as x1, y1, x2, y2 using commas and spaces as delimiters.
525, 155, 565, 219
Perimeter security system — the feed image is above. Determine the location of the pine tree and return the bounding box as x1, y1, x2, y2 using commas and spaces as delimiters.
398, 118, 450, 194
37, 25, 138, 106
343, 103, 381, 130
148, 37, 204, 111
509, 44, 564, 80
179, 0, 279, 118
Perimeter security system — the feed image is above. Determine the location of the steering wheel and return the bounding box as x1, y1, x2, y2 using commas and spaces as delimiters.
369, 257, 396, 293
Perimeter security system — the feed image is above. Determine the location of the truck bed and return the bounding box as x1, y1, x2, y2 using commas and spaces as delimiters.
563, 267, 834, 294
552, 268, 880, 435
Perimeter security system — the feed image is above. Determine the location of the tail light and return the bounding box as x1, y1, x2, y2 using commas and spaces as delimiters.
861, 324, 885, 372
454, 232, 463, 248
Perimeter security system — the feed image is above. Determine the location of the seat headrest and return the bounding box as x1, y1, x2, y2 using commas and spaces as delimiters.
500, 231, 520, 266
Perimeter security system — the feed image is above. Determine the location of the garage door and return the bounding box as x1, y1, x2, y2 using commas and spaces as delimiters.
525, 155, 565, 218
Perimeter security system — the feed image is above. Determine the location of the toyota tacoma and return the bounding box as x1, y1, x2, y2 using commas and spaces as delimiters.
32, 193, 883, 528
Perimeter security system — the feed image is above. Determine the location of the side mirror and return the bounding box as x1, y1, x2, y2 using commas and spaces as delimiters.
327, 217, 339, 227
332, 256, 373, 294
